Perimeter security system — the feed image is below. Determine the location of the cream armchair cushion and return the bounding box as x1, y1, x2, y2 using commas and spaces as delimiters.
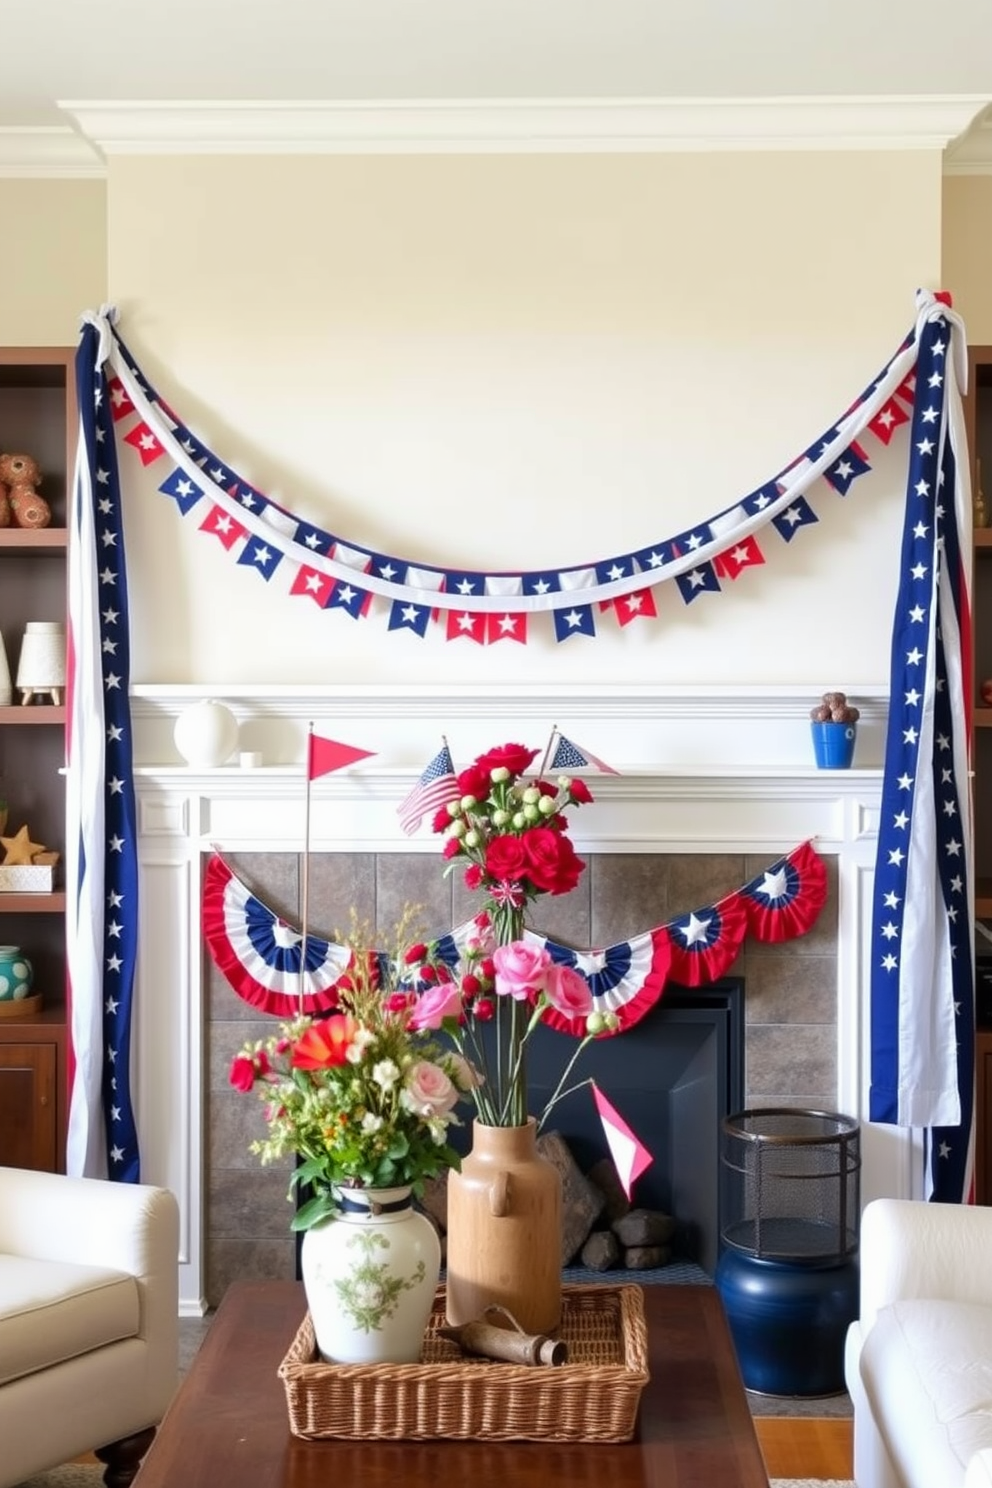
0, 1165, 179, 1488
845, 1198, 992, 1488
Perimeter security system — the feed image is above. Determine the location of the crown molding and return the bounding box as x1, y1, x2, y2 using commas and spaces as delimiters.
59, 95, 988, 156
0, 125, 105, 178
944, 104, 992, 174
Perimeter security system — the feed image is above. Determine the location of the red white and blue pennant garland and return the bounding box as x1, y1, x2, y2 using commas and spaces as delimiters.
203, 840, 827, 1028
81, 302, 937, 644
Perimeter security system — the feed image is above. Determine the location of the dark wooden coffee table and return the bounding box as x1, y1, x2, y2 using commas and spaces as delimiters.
135, 1281, 770, 1487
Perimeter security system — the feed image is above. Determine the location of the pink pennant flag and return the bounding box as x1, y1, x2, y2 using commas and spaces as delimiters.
591, 1083, 653, 1200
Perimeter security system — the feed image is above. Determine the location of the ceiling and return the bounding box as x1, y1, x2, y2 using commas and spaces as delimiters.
5, 0, 992, 166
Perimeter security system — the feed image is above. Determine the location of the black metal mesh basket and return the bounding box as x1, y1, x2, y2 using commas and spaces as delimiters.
720, 1107, 860, 1263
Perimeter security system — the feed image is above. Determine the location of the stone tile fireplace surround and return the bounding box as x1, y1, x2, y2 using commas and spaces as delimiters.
126, 683, 917, 1314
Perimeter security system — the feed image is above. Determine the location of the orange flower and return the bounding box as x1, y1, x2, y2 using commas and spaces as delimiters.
291, 1013, 359, 1070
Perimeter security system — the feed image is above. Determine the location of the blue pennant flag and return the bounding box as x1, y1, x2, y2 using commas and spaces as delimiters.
553, 604, 596, 641
387, 599, 431, 636
325, 579, 370, 618
158, 468, 205, 515
772, 496, 819, 542
595, 556, 635, 584
676, 562, 721, 604
236, 537, 284, 581
369, 553, 408, 586
294, 522, 333, 555
742, 482, 783, 517
824, 443, 872, 496
522, 570, 562, 596
633, 539, 678, 573
443, 570, 487, 597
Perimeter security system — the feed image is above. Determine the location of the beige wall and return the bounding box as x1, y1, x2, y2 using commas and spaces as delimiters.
104, 149, 943, 689
943, 175, 992, 343
0, 180, 106, 345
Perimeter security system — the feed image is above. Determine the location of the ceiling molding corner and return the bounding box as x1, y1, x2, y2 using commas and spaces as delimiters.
943, 103, 992, 174
59, 94, 990, 157
0, 125, 105, 178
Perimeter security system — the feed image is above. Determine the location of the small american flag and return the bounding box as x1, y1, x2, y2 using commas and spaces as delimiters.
549, 733, 619, 775
398, 743, 458, 835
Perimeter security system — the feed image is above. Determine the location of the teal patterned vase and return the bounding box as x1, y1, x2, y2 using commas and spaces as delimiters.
300, 1185, 441, 1364
0, 947, 33, 1004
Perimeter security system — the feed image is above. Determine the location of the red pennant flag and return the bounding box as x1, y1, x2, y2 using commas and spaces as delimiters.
123, 422, 166, 466
591, 1084, 652, 1200
446, 610, 485, 644
714, 535, 765, 580
486, 612, 528, 645
290, 564, 332, 605
308, 733, 376, 780
107, 377, 135, 422
867, 398, 910, 446
198, 505, 248, 551
614, 588, 658, 627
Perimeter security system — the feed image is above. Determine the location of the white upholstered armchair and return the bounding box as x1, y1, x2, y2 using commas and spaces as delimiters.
0, 1165, 179, 1488
845, 1197, 992, 1488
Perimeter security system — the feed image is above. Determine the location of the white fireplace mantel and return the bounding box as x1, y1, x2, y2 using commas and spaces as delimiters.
126, 683, 917, 1314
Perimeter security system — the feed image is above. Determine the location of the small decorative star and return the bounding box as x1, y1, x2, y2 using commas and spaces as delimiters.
0, 825, 46, 865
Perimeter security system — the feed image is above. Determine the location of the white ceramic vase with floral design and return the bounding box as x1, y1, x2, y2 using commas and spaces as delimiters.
300, 1185, 441, 1365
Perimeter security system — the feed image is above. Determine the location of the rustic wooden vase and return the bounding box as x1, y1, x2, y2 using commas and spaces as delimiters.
444, 1118, 562, 1334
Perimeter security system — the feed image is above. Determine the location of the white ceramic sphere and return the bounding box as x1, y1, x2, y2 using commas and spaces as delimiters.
173, 700, 239, 769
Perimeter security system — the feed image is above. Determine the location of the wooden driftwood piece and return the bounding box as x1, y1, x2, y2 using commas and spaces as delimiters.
437, 1304, 568, 1366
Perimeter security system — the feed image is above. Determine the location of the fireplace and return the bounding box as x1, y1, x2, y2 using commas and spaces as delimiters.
522, 978, 744, 1277
126, 680, 902, 1314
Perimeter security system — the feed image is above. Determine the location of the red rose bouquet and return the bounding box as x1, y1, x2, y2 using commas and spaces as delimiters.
409, 740, 614, 1127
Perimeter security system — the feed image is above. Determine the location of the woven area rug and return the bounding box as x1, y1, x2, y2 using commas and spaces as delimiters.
770, 1480, 856, 1487
13, 1467, 103, 1487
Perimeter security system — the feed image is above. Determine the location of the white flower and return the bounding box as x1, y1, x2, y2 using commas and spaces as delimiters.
360, 1112, 384, 1134
372, 1058, 400, 1089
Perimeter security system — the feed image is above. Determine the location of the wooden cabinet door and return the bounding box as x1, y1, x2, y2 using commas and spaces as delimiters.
0, 1042, 58, 1171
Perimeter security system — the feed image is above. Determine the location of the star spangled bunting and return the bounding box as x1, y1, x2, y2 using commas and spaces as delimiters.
868, 298, 975, 1205
100, 300, 930, 642
446, 609, 485, 643
200, 505, 248, 550
868, 397, 911, 446
739, 841, 828, 943
666, 898, 749, 986
66, 315, 141, 1182
398, 743, 459, 835
291, 564, 332, 605
202, 854, 351, 1016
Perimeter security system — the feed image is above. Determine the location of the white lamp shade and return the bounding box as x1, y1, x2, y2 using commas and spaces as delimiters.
15, 622, 66, 688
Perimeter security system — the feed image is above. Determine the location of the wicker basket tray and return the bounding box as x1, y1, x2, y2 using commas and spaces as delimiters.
279, 1282, 649, 1443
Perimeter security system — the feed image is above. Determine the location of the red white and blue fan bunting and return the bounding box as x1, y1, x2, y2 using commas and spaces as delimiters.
76, 303, 943, 645
203, 841, 827, 1024
202, 855, 353, 1017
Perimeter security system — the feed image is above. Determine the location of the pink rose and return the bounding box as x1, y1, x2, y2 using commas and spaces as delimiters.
404, 1060, 459, 1117
409, 980, 464, 1031
542, 962, 594, 1019
493, 940, 551, 1001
